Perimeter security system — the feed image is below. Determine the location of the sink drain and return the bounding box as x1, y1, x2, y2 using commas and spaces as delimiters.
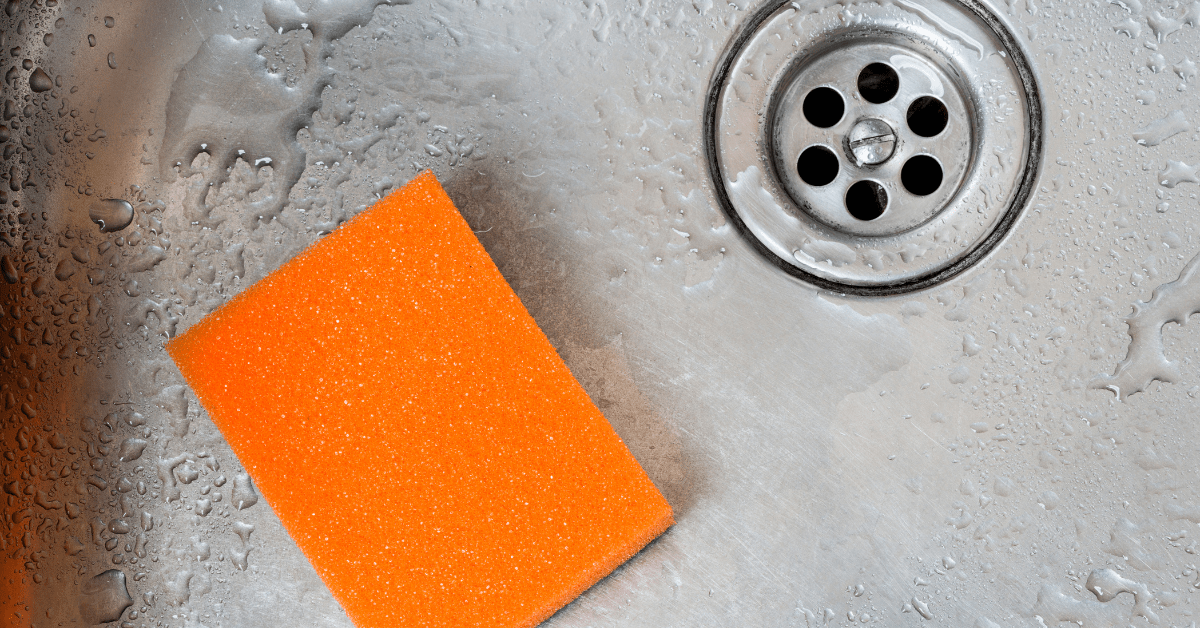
706, 0, 1043, 295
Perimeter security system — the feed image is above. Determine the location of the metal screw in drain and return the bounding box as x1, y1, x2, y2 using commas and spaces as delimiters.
847, 119, 897, 166
706, 0, 1043, 295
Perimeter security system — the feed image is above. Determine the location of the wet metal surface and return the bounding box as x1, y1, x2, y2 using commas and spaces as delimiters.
3, 0, 1200, 627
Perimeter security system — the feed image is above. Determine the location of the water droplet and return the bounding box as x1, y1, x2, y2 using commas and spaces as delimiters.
232, 473, 259, 510
233, 521, 254, 545
230, 544, 253, 570
65, 536, 85, 555
949, 365, 970, 384
1, 255, 16, 283
117, 438, 148, 461
104, 16, 115, 28
28, 67, 52, 92
1133, 110, 1189, 146
79, 569, 133, 625
107, 52, 117, 70
88, 198, 133, 232
54, 259, 75, 281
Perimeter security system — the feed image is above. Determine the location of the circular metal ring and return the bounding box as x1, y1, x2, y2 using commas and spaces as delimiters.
704, 0, 1043, 295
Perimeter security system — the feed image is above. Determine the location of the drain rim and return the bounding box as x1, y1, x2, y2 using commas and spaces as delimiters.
704, 0, 1043, 296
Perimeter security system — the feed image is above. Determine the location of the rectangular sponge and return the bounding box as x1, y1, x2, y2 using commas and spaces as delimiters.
167, 171, 673, 627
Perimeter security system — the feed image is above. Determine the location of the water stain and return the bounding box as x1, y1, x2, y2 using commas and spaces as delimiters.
159, 0, 411, 228
1093, 251, 1200, 397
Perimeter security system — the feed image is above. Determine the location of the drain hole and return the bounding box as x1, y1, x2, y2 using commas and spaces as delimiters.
901, 155, 944, 196
846, 180, 888, 220
797, 145, 839, 186
803, 87, 845, 128
907, 96, 949, 137
857, 63, 899, 104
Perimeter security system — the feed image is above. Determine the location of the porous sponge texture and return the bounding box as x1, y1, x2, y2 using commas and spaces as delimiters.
167, 171, 673, 628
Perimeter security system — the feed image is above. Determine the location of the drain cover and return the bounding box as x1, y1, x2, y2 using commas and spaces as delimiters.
706, 0, 1043, 295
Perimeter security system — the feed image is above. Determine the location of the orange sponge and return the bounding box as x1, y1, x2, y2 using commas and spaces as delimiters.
167, 171, 673, 627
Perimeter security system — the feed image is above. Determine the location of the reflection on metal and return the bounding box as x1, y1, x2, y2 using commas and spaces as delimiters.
707, 0, 1044, 294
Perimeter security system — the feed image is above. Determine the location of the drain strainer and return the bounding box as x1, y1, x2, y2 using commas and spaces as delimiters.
706, 0, 1043, 295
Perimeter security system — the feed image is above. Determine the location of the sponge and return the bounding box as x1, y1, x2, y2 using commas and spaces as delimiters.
167, 171, 673, 627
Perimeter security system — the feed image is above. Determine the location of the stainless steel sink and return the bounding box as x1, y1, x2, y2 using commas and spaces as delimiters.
4, 0, 1200, 626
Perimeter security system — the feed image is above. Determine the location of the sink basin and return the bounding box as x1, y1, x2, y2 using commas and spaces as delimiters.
3, 0, 1199, 626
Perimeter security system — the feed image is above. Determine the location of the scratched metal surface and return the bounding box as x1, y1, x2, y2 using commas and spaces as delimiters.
3, 0, 1200, 626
